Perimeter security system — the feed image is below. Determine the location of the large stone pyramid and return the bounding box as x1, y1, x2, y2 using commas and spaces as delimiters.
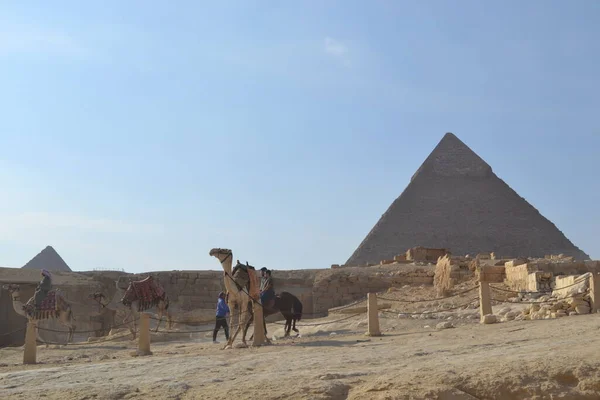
21, 245, 72, 272
346, 133, 590, 265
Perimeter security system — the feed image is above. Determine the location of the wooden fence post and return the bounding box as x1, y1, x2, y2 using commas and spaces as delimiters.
23, 320, 37, 365
137, 313, 152, 356
366, 293, 382, 336
252, 301, 267, 346
590, 272, 600, 313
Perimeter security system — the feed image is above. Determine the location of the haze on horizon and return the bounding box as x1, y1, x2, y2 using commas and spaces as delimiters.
1, 1, 598, 273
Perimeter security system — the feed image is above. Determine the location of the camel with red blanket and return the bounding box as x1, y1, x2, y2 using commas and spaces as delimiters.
2, 283, 76, 345
117, 275, 173, 339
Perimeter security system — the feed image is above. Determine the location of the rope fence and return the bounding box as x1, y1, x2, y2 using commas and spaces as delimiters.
489, 279, 588, 295
376, 286, 478, 303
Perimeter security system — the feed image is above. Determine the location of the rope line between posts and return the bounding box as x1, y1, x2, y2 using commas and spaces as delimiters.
37, 317, 140, 334
155, 327, 216, 334
328, 296, 368, 311
383, 298, 479, 316
149, 315, 216, 325
272, 311, 365, 326
376, 286, 478, 303
36, 331, 134, 346
490, 279, 589, 295
0, 327, 27, 337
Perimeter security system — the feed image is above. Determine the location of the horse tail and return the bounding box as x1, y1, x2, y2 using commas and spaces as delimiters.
292, 295, 303, 321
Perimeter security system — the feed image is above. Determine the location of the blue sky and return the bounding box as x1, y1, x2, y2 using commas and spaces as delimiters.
1, 1, 598, 272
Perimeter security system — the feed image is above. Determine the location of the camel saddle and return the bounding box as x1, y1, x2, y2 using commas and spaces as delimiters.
23, 290, 61, 318
124, 276, 167, 312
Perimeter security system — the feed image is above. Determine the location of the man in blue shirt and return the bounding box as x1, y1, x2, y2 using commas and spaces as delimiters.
213, 292, 230, 344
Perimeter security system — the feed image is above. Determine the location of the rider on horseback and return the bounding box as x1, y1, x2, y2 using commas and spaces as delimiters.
259, 268, 275, 310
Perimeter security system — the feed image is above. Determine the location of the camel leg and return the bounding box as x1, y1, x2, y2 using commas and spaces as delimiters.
241, 302, 254, 345
243, 312, 254, 342
154, 309, 163, 333
222, 306, 241, 349
61, 309, 75, 344
124, 310, 136, 340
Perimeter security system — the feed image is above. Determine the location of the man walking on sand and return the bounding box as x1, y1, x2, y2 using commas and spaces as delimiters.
213, 292, 230, 344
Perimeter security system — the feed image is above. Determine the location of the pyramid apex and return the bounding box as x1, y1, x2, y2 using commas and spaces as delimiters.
411, 132, 492, 180
22, 245, 72, 272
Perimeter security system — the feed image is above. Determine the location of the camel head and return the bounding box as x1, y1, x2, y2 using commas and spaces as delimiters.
209, 248, 232, 263
88, 292, 106, 302
2, 284, 20, 296
209, 248, 231, 257
120, 281, 137, 307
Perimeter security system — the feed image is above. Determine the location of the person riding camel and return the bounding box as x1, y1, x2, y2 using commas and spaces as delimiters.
30, 269, 53, 309
259, 268, 275, 310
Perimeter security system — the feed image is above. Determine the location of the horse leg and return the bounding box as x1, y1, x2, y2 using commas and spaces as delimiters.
284, 315, 292, 337
293, 318, 299, 333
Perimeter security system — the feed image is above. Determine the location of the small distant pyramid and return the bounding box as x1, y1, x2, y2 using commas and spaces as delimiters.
21, 246, 72, 272
346, 133, 590, 265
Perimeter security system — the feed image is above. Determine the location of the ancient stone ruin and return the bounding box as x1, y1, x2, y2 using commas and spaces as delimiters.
345, 132, 590, 266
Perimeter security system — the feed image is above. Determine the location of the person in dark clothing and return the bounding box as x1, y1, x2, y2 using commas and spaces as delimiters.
213, 292, 230, 344
260, 268, 275, 308
32, 269, 52, 308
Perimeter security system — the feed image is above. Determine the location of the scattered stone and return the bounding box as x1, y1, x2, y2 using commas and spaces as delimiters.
504, 311, 517, 321
576, 306, 591, 315
482, 314, 497, 324
436, 321, 454, 329
498, 307, 511, 316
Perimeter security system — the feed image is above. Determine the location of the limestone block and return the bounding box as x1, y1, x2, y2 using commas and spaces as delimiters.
505, 259, 528, 268
576, 305, 591, 315
436, 321, 454, 329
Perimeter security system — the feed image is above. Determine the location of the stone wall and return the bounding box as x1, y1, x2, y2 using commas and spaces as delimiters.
311, 264, 435, 315
1, 263, 438, 345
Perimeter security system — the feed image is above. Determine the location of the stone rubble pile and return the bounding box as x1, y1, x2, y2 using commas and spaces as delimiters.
492, 273, 594, 322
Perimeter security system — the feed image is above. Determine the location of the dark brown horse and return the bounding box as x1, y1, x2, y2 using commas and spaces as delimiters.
247, 291, 303, 340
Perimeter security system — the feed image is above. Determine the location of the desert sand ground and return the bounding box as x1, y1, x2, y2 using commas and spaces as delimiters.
1, 303, 600, 400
